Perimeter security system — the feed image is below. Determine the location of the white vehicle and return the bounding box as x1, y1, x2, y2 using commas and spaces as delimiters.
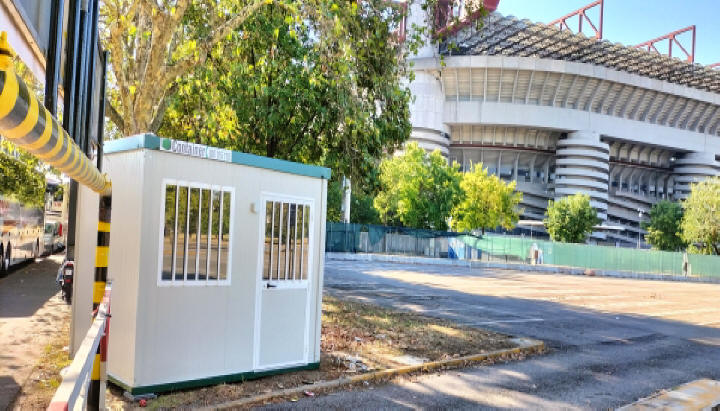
43, 221, 64, 255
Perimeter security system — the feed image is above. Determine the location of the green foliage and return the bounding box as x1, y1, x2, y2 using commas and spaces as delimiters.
374, 143, 461, 230
326, 180, 343, 223
159, 0, 414, 184
327, 175, 380, 224
350, 191, 381, 225
681, 177, 720, 255
451, 164, 523, 234
544, 194, 600, 243
642, 200, 686, 251
0, 139, 46, 208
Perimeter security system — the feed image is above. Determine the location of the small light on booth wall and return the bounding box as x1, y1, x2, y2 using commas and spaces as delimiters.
670, 157, 676, 162
250, 202, 258, 214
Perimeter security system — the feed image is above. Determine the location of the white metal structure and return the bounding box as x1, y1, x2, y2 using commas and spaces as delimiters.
407, 10, 720, 245
102, 134, 329, 395
49, 297, 109, 410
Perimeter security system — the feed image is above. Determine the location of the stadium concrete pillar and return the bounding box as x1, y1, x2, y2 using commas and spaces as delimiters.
554, 131, 610, 239
404, 1, 450, 156
408, 70, 449, 156
672, 151, 720, 200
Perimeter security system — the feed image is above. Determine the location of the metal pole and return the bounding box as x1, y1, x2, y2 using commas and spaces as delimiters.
64, 0, 82, 262
96, 51, 108, 172
63, 0, 80, 136
44, 0, 64, 115
72, 3, 88, 149
83, 0, 99, 156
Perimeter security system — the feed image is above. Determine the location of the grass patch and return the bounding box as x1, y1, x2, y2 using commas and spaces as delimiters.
321, 295, 515, 369
110, 295, 519, 409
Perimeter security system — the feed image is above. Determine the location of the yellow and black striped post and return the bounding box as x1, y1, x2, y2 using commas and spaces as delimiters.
0, 31, 112, 410
88, 194, 110, 407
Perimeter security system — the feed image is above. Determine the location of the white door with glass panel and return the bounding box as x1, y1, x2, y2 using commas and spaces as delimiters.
254, 196, 313, 369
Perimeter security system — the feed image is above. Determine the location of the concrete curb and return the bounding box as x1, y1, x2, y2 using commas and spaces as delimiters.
618, 379, 720, 410
198, 337, 544, 410
326, 252, 720, 284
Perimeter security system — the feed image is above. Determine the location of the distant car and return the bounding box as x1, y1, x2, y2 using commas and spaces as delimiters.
43, 221, 65, 255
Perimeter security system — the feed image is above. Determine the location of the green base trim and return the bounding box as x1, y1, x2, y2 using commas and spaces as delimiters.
108, 362, 321, 396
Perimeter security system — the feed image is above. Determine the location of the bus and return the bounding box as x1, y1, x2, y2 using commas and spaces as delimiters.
0, 195, 44, 274
0, 142, 45, 275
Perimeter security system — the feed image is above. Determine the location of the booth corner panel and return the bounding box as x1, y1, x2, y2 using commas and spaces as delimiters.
103, 135, 329, 393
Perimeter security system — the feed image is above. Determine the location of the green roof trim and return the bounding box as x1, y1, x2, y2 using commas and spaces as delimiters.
103, 134, 331, 179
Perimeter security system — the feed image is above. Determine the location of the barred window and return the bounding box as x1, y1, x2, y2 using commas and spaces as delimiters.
262, 201, 310, 282
161, 181, 233, 285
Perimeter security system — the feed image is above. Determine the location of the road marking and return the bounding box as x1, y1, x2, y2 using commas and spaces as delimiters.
463, 318, 545, 326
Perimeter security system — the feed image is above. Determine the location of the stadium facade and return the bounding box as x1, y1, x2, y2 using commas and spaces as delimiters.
407, 4, 720, 245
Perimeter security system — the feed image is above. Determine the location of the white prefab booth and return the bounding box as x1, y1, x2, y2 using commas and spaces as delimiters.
102, 134, 329, 394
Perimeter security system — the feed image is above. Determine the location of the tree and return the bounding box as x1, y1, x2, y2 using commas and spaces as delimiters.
100, 0, 298, 136
642, 200, 686, 251
158, 0, 413, 183
101, 0, 496, 182
326, 180, 343, 223
374, 142, 461, 230
451, 164, 523, 234
350, 191, 381, 225
681, 177, 720, 255
544, 194, 600, 243
0, 140, 46, 208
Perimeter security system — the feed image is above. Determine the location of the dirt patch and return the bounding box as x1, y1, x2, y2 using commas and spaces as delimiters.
11, 320, 72, 410
10, 298, 71, 409
108, 295, 518, 409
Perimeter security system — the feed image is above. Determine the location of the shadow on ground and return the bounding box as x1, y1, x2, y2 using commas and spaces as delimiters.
0, 256, 62, 318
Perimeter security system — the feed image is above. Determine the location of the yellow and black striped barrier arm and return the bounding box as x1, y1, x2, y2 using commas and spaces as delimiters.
0, 31, 111, 196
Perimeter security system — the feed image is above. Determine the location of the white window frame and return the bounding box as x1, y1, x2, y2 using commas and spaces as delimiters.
256, 192, 314, 290
157, 178, 234, 287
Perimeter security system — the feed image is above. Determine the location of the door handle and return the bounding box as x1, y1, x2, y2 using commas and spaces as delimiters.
266, 283, 277, 289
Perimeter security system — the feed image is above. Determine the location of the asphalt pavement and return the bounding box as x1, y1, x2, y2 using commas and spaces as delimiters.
264, 260, 720, 409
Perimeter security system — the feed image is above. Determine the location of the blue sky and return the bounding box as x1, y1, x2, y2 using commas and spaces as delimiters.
496, 0, 720, 66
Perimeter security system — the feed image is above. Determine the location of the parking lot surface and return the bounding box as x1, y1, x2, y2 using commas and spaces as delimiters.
273, 260, 720, 409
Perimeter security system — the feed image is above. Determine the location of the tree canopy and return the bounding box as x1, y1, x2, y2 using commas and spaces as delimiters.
642, 200, 686, 251
101, 0, 289, 135
101, 0, 485, 137
451, 164, 523, 234
681, 177, 720, 255
374, 143, 461, 230
544, 194, 600, 243
157, 0, 413, 182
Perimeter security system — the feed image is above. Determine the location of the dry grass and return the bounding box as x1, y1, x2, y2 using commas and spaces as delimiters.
321, 295, 515, 370
108, 295, 516, 409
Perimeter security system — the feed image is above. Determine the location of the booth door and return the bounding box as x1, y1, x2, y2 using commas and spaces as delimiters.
255, 199, 314, 370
